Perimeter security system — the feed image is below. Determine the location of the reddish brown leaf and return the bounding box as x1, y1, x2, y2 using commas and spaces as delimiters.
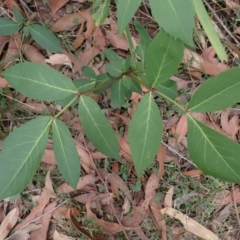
176, 115, 187, 143
182, 169, 203, 177
164, 186, 174, 208
22, 44, 46, 64
48, 0, 70, 14
0, 207, 19, 240
53, 206, 80, 220
157, 145, 165, 179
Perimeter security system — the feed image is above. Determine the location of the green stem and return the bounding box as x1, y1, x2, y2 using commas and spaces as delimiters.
125, 27, 137, 69
127, 73, 186, 112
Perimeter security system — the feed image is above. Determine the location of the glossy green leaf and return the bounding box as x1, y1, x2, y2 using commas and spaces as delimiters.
145, 30, 184, 87
188, 68, 240, 112
93, 0, 110, 26
135, 21, 151, 66
191, 0, 227, 61
129, 92, 163, 176
78, 96, 120, 160
188, 115, 240, 183
28, 24, 62, 52
156, 79, 177, 100
0, 18, 22, 36
13, 6, 24, 23
149, 0, 195, 46
2, 62, 78, 101
57, 79, 95, 107
111, 79, 127, 108
117, 0, 142, 35
52, 119, 80, 189
0, 116, 51, 200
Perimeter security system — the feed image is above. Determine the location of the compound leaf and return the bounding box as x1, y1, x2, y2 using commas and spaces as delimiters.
188, 115, 240, 183
0, 116, 51, 201
52, 119, 80, 189
149, 0, 195, 46
145, 30, 184, 87
129, 92, 163, 176
188, 68, 240, 112
3, 62, 78, 101
0, 18, 22, 36
78, 95, 120, 160
117, 0, 142, 35
28, 24, 62, 52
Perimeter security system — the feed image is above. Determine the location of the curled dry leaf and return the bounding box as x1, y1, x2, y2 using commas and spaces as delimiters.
161, 207, 220, 240
45, 54, 72, 68
48, 0, 70, 14
182, 169, 203, 177
164, 186, 174, 208
15, 173, 55, 229
97, 169, 132, 201
86, 193, 128, 234
183, 48, 229, 76
8, 223, 42, 240
176, 115, 187, 143
76, 146, 92, 174
70, 209, 108, 240
22, 44, 46, 64
30, 201, 57, 240
45, 171, 57, 199
53, 206, 80, 220
0, 207, 19, 240
57, 174, 97, 193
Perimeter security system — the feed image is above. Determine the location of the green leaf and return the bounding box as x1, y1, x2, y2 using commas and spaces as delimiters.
117, 0, 142, 35
2, 62, 78, 101
149, 0, 195, 46
78, 95, 120, 160
57, 79, 95, 107
188, 68, 240, 112
145, 30, 184, 87
94, 73, 111, 94
93, 0, 110, 26
0, 116, 51, 200
52, 119, 80, 189
122, 75, 142, 94
129, 92, 163, 176
28, 24, 62, 52
111, 79, 127, 108
81, 66, 97, 79
156, 79, 177, 100
135, 21, 151, 65
104, 48, 123, 62
13, 6, 24, 23
191, 0, 227, 61
0, 18, 22, 36
187, 115, 240, 183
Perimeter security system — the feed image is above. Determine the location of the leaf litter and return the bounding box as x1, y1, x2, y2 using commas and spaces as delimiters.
0, 0, 240, 239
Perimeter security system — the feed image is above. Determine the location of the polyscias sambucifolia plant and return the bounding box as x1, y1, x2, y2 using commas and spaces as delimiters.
0, 0, 239, 201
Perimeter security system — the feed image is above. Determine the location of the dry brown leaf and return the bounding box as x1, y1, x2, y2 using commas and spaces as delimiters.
157, 145, 165, 179
53, 230, 75, 240
48, 0, 70, 14
225, 0, 240, 8
57, 174, 97, 193
134, 228, 148, 240
53, 206, 80, 220
0, 77, 11, 88
221, 187, 240, 205
72, 10, 94, 50
221, 111, 239, 139
161, 207, 220, 240
0, 203, 5, 224
4, 0, 25, 17
105, 30, 128, 50
15, 174, 54, 229
119, 136, 131, 156
182, 169, 203, 177
45, 171, 57, 198
74, 193, 96, 204
183, 48, 229, 76
22, 44, 46, 64
14, 102, 48, 114
97, 169, 132, 201
8, 224, 42, 240
90, 151, 107, 159
30, 201, 57, 240
86, 193, 128, 233
74, 47, 101, 72
176, 115, 187, 143
164, 186, 174, 208
45, 53, 72, 67
41, 149, 56, 165
69, 209, 108, 240
0, 207, 19, 240
76, 146, 92, 174
93, 27, 106, 51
